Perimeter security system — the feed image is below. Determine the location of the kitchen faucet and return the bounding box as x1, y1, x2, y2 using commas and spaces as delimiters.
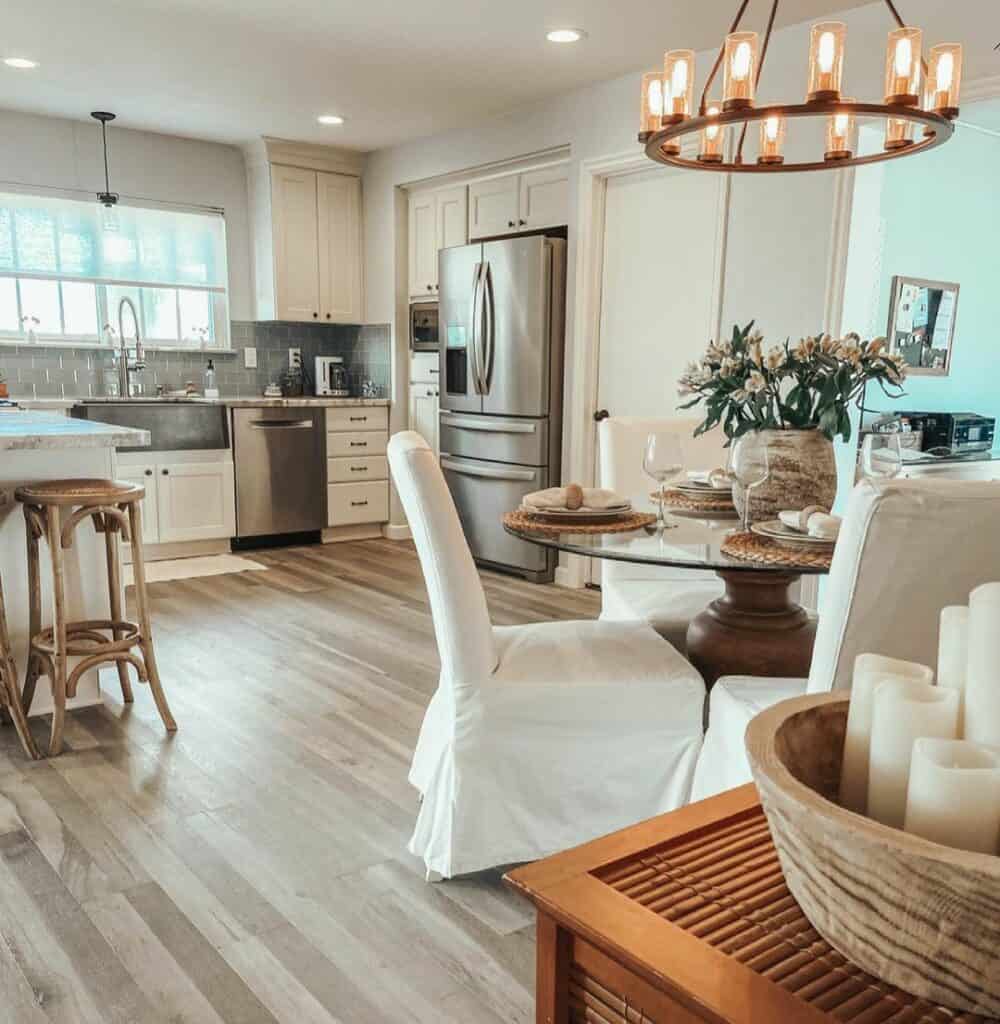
116, 297, 145, 397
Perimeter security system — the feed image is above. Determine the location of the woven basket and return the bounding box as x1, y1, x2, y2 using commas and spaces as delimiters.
745, 693, 1000, 1017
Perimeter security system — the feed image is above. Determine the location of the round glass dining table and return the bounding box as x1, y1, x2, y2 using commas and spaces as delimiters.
504, 504, 829, 685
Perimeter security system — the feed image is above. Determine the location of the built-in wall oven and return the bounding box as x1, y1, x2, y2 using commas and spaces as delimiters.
410, 302, 439, 352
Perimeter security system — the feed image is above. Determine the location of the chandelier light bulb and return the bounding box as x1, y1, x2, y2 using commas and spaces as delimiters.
638, 71, 667, 142
662, 50, 695, 123
758, 113, 787, 164
894, 37, 912, 77
817, 32, 836, 73
732, 42, 752, 80
884, 26, 922, 106
807, 21, 846, 101
926, 43, 963, 116
722, 32, 758, 110
698, 103, 725, 163
825, 98, 856, 161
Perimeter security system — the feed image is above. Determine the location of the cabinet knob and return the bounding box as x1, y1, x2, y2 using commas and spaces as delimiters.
326, 313, 331, 319
144, 469, 152, 477
161, 469, 169, 476
427, 284, 433, 291
426, 389, 433, 396
519, 219, 527, 226
312, 312, 318, 318
507, 220, 515, 228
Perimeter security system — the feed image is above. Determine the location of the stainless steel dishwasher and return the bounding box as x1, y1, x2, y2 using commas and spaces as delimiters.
232, 406, 325, 538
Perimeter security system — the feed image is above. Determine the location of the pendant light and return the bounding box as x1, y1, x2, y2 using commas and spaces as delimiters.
91, 111, 119, 207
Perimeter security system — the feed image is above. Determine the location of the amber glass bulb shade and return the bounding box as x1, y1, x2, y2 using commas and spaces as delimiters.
807, 22, 846, 102
662, 49, 695, 124
758, 114, 787, 165
824, 99, 856, 160
638, 71, 664, 140
926, 43, 962, 116
884, 26, 922, 106
885, 115, 915, 151
698, 103, 725, 163
723, 32, 758, 111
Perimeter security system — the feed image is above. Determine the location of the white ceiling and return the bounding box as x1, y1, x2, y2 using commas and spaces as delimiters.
1, 0, 877, 151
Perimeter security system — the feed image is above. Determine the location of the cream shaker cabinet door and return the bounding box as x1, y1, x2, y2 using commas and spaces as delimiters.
468, 175, 520, 240
435, 186, 468, 251
271, 165, 320, 322
408, 385, 440, 457
317, 171, 363, 324
116, 464, 159, 544
519, 166, 569, 231
155, 461, 236, 544
408, 191, 438, 298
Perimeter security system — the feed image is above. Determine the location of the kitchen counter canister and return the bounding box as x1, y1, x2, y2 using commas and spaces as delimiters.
0, 411, 150, 451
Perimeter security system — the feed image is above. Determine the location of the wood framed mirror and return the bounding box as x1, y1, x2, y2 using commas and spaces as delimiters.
886, 276, 960, 377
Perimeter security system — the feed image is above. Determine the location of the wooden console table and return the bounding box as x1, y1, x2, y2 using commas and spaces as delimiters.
505, 785, 992, 1024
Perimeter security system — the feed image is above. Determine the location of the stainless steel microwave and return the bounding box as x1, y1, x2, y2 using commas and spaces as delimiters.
410, 301, 439, 352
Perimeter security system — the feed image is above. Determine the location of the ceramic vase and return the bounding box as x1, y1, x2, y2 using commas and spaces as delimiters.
732, 428, 838, 523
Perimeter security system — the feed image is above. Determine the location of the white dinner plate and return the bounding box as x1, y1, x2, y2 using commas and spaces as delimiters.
674, 482, 733, 497
751, 520, 836, 548
521, 504, 631, 521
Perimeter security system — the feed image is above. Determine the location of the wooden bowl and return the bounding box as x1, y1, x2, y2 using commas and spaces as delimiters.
745, 692, 1000, 1017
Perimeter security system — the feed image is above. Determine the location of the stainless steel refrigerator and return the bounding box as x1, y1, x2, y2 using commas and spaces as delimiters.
438, 235, 566, 582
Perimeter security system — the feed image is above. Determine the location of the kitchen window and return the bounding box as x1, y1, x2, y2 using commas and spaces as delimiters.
0, 191, 229, 349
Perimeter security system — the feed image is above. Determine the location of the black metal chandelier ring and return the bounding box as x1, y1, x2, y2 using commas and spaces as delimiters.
644, 101, 954, 174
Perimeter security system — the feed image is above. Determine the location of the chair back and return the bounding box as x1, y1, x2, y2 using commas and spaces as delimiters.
388, 432, 497, 697
598, 416, 727, 582
808, 477, 1000, 693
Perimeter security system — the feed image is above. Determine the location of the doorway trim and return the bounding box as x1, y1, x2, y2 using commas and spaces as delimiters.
558, 142, 730, 589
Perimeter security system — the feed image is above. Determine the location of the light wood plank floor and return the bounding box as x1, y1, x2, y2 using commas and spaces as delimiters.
0, 539, 600, 1024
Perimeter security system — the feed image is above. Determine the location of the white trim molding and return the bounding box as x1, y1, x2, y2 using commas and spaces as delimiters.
382, 523, 412, 541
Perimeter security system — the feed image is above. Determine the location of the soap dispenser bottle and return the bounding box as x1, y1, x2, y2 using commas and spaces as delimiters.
204, 358, 219, 398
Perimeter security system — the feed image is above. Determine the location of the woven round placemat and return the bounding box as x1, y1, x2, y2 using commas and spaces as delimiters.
651, 488, 737, 514
503, 509, 657, 535
721, 530, 834, 569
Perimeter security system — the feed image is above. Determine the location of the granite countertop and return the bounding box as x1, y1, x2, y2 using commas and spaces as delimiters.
0, 411, 150, 451
16, 396, 390, 409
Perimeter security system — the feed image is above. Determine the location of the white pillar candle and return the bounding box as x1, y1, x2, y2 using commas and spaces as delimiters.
965, 582, 1000, 746
904, 738, 1000, 854
937, 605, 969, 730
868, 679, 960, 828
839, 654, 934, 814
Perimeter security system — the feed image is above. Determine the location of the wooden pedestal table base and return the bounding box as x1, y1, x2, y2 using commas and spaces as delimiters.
686, 569, 816, 687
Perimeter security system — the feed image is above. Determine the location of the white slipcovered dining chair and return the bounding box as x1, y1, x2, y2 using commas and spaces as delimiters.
388, 431, 706, 879
691, 476, 1000, 800
598, 417, 727, 654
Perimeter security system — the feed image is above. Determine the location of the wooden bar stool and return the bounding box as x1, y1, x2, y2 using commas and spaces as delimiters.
0, 572, 40, 760
15, 478, 177, 756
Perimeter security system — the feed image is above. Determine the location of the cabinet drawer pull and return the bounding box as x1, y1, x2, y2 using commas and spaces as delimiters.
349, 441, 368, 447
350, 500, 369, 507
350, 466, 369, 472
349, 416, 367, 422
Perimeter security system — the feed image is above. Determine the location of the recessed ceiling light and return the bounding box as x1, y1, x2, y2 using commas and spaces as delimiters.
546, 28, 586, 44
317, 114, 345, 126
3, 57, 38, 69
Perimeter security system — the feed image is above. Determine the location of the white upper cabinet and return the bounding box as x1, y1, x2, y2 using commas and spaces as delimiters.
272, 165, 321, 322
408, 185, 469, 299
248, 140, 364, 323
468, 165, 568, 240
519, 166, 570, 232
468, 176, 521, 240
317, 171, 363, 323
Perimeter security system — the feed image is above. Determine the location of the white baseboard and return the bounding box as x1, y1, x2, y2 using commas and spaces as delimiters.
382, 523, 412, 541
555, 565, 580, 590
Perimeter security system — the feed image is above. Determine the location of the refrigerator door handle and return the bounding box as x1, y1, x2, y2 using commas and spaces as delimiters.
482, 261, 496, 394
439, 413, 537, 434
440, 457, 537, 482
469, 262, 486, 395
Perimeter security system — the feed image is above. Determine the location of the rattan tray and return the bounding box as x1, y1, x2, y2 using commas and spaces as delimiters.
652, 488, 738, 515
722, 530, 834, 569
503, 509, 657, 535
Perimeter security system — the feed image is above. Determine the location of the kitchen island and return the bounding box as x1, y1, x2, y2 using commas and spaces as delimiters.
0, 411, 150, 717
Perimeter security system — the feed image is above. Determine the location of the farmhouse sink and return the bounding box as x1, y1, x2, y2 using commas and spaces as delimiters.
72, 401, 230, 452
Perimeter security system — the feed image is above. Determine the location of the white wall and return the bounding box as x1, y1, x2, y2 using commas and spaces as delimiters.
363, 0, 996, 530
0, 109, 253, 320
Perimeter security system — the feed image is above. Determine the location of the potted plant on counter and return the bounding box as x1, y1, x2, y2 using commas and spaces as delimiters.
678, 323, 907, 521
0, 369, 8, 399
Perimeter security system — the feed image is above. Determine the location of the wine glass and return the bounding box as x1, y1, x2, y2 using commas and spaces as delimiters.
862, 433, 903, 481
731, 434, 770, 532
643, 433, 685, 530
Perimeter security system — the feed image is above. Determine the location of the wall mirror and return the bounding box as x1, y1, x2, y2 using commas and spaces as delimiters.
887, 276, 960, 376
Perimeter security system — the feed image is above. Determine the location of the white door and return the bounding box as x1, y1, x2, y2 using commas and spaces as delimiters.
116, 464, 159, 544
156, 461, 236, 543
596, 167, 726, 422
468, 174, 520, 239
519, 166, 569, 231
271, 165, 320, 322
436, 186, 468, 252
408, 191, 438, 298
408, 384, 440, 456
317, 172, 362, 324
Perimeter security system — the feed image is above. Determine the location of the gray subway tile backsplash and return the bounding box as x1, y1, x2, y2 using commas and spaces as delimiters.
0, 321, 391, 401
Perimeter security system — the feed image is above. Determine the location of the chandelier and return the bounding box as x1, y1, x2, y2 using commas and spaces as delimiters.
638, 0, 962, 173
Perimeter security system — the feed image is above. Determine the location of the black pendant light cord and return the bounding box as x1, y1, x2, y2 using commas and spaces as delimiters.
90, 111, 119, 207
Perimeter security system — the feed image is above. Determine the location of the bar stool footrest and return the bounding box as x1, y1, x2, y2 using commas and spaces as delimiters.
32, 619, 141, 658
